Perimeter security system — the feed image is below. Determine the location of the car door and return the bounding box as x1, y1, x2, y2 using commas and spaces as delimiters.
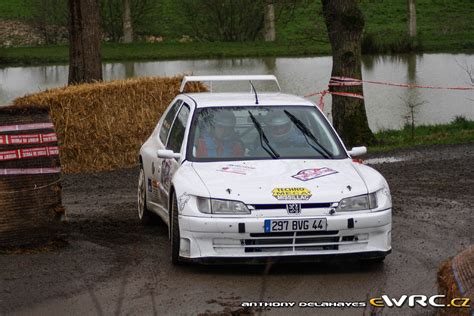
146, 99, 182, 207
159, 102, 191, 210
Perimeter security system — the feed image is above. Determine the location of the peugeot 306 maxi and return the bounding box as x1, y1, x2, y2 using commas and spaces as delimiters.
138, 75, 392, 265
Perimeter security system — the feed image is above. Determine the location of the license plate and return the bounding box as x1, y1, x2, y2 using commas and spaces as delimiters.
264, 218, 327, 233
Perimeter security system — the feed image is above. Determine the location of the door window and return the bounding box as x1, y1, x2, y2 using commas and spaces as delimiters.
159, 100, 182, 144
167, 103, 190, 153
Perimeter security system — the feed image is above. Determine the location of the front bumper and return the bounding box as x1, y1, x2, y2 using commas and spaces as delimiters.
178, 209, 392, 262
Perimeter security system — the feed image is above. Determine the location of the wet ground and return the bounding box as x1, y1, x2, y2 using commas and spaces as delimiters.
0, 143, 473, 315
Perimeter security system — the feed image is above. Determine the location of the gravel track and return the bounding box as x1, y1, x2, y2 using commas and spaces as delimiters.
0, 143, 473, 315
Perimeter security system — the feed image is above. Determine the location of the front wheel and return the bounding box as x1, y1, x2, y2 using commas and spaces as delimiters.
170, 193, 182, 265
138, 166, 154, 225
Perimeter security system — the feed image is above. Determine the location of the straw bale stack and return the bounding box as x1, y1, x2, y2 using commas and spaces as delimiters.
0, 105, 63, 247
437, 245, 473, 315
13, 76, 206, 173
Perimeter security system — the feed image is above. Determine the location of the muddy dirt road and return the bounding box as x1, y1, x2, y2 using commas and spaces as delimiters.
1, 143, 473, 315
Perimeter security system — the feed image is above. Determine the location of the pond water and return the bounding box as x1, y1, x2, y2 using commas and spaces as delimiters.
0, 53, 473, 131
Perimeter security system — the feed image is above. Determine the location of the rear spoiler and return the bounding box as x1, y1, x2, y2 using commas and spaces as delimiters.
179, 75, 281, 93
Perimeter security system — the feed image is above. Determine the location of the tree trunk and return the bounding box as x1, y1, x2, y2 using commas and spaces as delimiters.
407, 0, 417, 38
263, 2, 276, 42
122, 0, 133, 43
68, 0, 102, 85
321, 0, 374, 147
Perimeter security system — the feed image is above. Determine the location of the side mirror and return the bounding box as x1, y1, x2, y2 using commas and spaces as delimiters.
157, 149, 181, 159
348, 146, 367, 157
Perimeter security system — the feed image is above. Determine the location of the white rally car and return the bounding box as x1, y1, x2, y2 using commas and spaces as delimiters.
138, 75, 392, 265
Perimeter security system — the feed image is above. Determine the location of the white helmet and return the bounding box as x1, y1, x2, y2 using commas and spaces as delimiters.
265, 111, 292, 142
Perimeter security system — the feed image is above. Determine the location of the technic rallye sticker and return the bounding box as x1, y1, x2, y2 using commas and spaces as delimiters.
272, 188, 312, 201
292, 167, 338, 181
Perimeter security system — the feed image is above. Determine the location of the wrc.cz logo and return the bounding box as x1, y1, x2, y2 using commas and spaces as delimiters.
369, 295, 470, 308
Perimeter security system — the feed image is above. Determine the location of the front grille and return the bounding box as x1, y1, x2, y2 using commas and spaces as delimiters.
212, 230, 367, 254
250, 203, 332, 210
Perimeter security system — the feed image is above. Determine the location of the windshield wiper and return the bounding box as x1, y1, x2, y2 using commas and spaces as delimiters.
283, 110, 334, 159
248, 111, 280, 159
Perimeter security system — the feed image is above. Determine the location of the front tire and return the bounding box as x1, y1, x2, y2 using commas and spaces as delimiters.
170, 193, 182, 265
138, 166, 154, 225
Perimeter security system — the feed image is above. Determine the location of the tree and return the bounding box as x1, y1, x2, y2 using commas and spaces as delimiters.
25, 0, 69, 45
122, 0, 133, 43
264, 1, 276, 41
407, 0, 417, 38
181, 0, 300, 42
99, 0, 154, 42
68, 0, 103, 84
321, 0, 375, 147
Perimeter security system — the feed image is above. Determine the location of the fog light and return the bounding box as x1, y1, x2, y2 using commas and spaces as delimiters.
180, 238, 191, 257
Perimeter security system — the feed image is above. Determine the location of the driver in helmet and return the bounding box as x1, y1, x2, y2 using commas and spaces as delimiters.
196, 110, 244, 157
264, 111, 306, 146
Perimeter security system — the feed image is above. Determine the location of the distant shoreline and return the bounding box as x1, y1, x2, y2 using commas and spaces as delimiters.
1, 41, 474, 67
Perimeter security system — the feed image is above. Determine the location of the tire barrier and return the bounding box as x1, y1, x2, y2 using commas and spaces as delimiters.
0, 105, 63, 248
438, 245, 474, 315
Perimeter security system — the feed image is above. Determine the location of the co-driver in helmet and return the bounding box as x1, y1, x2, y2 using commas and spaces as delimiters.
196, 110, 244, 158
263, 110, 306, 147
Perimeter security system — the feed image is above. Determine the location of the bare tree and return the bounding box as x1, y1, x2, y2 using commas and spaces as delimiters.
68, 0, 103, 84
321, 0, 375, 147
263, 1, 276, 41
407, 0, 417, 38
99, 0, 154, 42
122, 0, 133, 43
26, 0, 69, 45
182, 0, 300, 42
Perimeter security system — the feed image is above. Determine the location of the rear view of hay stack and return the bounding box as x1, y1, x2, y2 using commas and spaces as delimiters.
14, 75, 205, 173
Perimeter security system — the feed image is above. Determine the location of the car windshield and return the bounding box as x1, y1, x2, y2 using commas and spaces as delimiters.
187, 106, 347, 161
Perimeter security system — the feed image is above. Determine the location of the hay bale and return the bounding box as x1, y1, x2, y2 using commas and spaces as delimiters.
437, 245, 473, 315
13, 76, 206, 173
0, 105, 63, 247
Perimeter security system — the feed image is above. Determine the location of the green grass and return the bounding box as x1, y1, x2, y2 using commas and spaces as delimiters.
0, 0, 473, 64
0, 0, 31, 19
0, 41, 332, 66
370, 117, 474, 153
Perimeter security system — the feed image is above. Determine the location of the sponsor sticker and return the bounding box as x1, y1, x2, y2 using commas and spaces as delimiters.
178, 192, 191, 212
272, 188, 312, 201
292, 167, 338, 181
218, 164, 255, 175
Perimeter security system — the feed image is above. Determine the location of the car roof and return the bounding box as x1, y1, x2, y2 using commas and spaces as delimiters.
183, 92, 315, 108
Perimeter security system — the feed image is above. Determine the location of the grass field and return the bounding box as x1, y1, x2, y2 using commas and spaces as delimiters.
1, 0, 473, 53
0, 41, 333, 65
371, 116, 474, 153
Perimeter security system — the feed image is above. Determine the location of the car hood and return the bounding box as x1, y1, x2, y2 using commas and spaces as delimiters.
191, 159, 368, 204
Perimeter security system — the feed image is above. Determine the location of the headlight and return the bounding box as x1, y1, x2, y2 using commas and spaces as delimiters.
196, 197, 250, 214
336, 193, 377, 212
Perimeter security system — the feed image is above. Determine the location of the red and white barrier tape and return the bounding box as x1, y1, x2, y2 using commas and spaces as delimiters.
0, 133, 57, 145
0, 122, 55, 133
0, 146, 59, 162
305, 90, 364, 111
305, 76, 474, 111
331, 76, 474, 90
0, 167, 61, 175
